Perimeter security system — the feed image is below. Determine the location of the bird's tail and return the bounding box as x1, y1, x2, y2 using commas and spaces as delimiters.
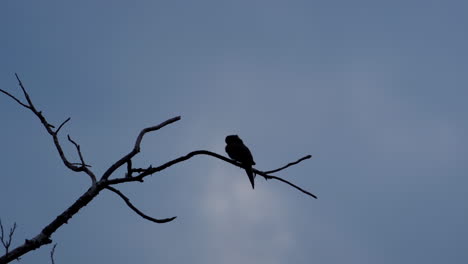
245, 166, 255, 189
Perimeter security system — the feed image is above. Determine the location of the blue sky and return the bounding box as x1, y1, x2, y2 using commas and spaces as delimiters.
1, 0, 467, 263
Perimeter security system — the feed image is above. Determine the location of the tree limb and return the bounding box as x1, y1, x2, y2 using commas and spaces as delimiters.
107, 150, 318, 199
105, 186, 176, 223
1, 74, 95, 179
0, 183, 103, 264
100, 116, 181, 180
0, 74, 317, 264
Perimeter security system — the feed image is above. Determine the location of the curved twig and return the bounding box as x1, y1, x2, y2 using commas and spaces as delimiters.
264, 155, 312, 174
50, 244, 57, 264
101, 116, 181, 180
105, 186, 176, 223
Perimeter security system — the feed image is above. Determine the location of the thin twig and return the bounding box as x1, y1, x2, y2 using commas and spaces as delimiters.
15, 73, 33, 108
126, 160, 132, 178
67, 135, 96, 183
0, 220, 17, 256
50, 244, 57, 264
55, 118, 71, 135
264, 155, 312, 174
263, 175, 317, 198
0, 89, 30, 109
105, 186, 176, 223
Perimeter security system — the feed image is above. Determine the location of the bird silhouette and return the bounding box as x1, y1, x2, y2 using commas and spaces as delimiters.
225, 135, 256, 189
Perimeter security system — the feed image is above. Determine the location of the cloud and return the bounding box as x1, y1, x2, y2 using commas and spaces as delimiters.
198, 142, 294, 264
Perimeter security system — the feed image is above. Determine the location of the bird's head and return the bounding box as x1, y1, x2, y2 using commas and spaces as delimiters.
225, 135, 242, 144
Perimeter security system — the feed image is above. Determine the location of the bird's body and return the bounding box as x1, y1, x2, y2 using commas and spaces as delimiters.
225, 135, 256, 189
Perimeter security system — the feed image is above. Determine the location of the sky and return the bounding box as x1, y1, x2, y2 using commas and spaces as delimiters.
1, 0, 467, 263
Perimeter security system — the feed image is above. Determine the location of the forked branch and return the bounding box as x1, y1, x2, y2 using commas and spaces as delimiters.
0, 220, 17, 257
0, 74, 316, 264
108, 151, 317, 199
0, 74, 94, 181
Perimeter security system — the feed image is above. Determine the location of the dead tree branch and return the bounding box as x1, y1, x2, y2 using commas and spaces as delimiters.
0, 74, 316, 263
67, 135, 96, 183
100, 116, 181, 181
264, 155, 312, 174
50, 244, 57, 264
107, 151, 317, 199
0, 220, 16, 257
0, 74, 94, 180
105, 186, 176, 223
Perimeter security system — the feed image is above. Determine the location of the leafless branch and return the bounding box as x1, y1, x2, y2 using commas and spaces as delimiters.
105, 186, 176, 223
0, 89, 30, 109
67, 135, 96, 183
55, 118, 70, 135
107, 150, 317, 199
1, 74, 316, 263
126, 160, 133, 178
260, 174, 317, 198
15, 73, 34, 108
2, 74, 95, 178
101, 116, 181, 180
264, 155, 312, 174
0, 220, 17, 256
50, 244, 57, 264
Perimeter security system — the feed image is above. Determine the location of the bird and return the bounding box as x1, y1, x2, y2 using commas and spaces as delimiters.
225, 135, 256, 189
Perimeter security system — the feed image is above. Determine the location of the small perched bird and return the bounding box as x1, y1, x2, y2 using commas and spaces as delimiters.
225, 135, 256, 189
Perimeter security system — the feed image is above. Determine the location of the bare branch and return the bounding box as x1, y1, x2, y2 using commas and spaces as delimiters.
0, 183, 102, 264
0, 220, 17, 257
55, 118, 70, 135
261, 174, 317, 198
1, 74, 317, 263
50, 244, 57, 264
126, 159, 133, 178
101, 116, 181, 180
264, 155, 312, 174
107, 150, 317, 199
105, 186, 176, 223
0, 89, 30, 109
67, 135, 96, 184
1, 74, 98, 182
15, 73, 34, 109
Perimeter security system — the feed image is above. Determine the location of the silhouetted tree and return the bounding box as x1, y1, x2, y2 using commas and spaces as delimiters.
0, 74, 316, 264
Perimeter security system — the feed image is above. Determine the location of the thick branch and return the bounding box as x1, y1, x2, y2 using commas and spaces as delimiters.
105, 186, 176, 223
100, 116, 181, 180
107, 150, 317, 199
0, 184, 103, 264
